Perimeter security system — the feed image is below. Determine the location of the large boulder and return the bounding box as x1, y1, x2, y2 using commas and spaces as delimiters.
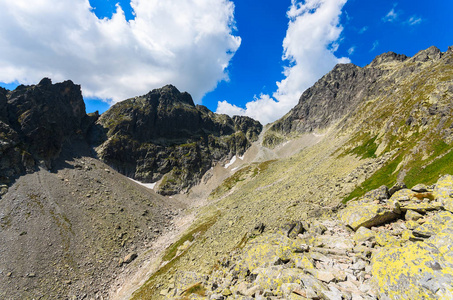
433, 175, 453, 212
372, 241, 453, 299
340, 201, 399, 231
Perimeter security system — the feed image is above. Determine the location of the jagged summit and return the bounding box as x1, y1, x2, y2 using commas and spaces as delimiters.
96, 85, 262, 195
142, 84, 195, 107
265, 45, 453, 147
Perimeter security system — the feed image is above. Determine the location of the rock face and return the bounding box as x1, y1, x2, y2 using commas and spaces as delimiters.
0, 78, 94, 184
95, 85, 262, 195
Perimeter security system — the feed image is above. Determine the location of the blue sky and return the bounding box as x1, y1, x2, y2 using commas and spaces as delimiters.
1, 0, 452, 124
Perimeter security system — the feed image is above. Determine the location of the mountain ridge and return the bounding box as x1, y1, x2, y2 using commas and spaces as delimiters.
1, 45, 453, 299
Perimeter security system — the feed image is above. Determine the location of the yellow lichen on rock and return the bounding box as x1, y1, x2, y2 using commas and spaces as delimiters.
372, 242, 453, 299
340, 201, 399, 231
434, 175, 453, 212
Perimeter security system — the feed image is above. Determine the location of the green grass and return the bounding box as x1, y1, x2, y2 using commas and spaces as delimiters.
404, 148, 453, 187
348, 135, 378, 159
343, 154, 404, 203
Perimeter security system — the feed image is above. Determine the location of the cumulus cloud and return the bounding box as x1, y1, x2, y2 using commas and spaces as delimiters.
0, 0, 241, 102
216, 0, 349, 125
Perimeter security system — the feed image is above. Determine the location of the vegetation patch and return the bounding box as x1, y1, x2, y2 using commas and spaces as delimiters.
132, 213, 219, 299
404, 148, 453, 187
343, 154, 404, 203
209, 160, 277, 199
181, 282, 206, 297
348, 135, 379, 159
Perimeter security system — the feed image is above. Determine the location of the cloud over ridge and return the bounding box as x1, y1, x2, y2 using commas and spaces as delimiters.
0, 0, 241, 102
217, 0, 349, 125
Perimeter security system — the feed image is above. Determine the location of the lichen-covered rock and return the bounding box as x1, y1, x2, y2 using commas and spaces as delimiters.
242, 233, 300, 271
340, 201, 399, 231
412, 211, 453, 239
253, 267, 302, 292
353, 227, 376, 243
375, 231, 401, 247
433, 175, 453, 212
405, 210, 423, 221
372, 242, 453, 299
411, 183, 429, 193
389, 188, 413, 202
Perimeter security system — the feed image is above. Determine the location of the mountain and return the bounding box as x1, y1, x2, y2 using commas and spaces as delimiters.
1, 45, 453, 300
130, 46, 453, 299
0, 78, 95, 187
94, 84, 262, 195
0, 80, 261, 299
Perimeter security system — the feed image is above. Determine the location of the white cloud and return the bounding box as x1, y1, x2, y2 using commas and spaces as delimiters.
358, 26, 368, 34
216, 0, 349, 125
407, 16, 422, 26
0, 0, 240, 103
370, 40, 379, 52
348, 46, 356, 55
383, 8, 398, 22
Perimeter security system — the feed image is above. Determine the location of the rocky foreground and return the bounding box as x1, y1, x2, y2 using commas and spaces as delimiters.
159, 175, 453, 299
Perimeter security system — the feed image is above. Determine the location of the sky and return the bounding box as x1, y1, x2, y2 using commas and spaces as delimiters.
0, 0, 452, 124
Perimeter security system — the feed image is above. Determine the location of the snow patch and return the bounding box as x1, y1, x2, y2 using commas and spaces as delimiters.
224, 156, 237, 168
129, 178, 156, 189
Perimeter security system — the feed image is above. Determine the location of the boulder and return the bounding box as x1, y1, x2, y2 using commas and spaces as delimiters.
123, 252, 137, 264
242, 233, 301, 271
353, 227, 376, 243
362, 185, 389, 202
340, 201, 399, 231
405, 210, 423, 221
433, 175, 453, 212
372, 242, 453, 299
389, 189, 413, 202
411, 183, 429, 193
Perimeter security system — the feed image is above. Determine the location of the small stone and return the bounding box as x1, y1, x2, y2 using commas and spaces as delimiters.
123, 252, 137, 264
389, 182, 406, 196
27, 273, 36, 278
411, 184, 429, 193
405, 210, 423, 221
6, 272, 12, 277
221, 288, 232, 296
353, 227, 376, 243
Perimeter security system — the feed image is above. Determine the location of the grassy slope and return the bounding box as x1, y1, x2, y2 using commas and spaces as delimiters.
132, 49, 453, 299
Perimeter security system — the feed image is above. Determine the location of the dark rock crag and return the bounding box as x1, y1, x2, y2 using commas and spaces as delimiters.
95, 85, 262, 195
0, 81, 262, 195
0, 78, 95, 185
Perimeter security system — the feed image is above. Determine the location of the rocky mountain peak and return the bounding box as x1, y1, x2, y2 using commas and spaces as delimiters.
266, 45, 453, 147
367, 51, 408, 67
0, 78, 92, 184
411, 45, 442, 62
145, 84, 195, 107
